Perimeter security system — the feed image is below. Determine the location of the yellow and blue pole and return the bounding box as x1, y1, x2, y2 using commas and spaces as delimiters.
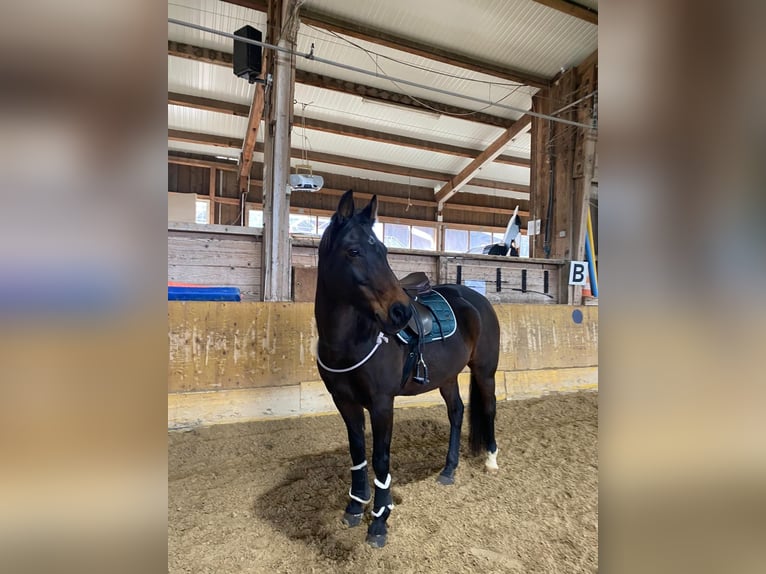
585, 209, 598, 297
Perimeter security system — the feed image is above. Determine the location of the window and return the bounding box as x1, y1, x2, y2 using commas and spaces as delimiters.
247, 209, 263, 228
372, 221, 384, 241
317, 216, 332, 236
289, 214, 317, 235
383, 223, 410, 249
411, 226, 436, 251
470, 230, 493, 251
444, 229, 468, 253
195, 199, 210, 224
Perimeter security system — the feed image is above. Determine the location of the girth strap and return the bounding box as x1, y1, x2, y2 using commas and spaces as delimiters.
400, 302, 429, 386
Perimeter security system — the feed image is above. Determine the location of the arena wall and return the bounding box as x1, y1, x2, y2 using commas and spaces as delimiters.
168, 302, 597, 429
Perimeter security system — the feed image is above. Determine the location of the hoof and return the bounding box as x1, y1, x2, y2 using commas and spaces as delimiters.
342, 512, 364, 527
436, 473, 455, 485
485, 449, 499, 474
366, 533, 387, 548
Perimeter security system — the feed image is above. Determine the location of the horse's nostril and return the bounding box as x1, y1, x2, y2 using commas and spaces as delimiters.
389, 302, 410, 326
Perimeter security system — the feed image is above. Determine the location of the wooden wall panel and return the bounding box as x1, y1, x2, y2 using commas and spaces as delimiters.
387, 252, 440, 281
168, 302, 597, 392
439, 256, 561, 304
168, 302, 319, 392
168, 230, 262, 301
169, 227, 566, 304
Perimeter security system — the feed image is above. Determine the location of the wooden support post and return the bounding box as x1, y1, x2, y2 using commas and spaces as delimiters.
262, 0, 299, 301
209, 167, 217, 224
530, 90, 552, 260
570, 58, 598, 305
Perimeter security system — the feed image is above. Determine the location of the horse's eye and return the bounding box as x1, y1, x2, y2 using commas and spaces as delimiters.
347, 248, 360, 257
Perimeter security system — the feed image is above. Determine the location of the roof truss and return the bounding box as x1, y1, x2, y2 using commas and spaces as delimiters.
226, 0, 550, 88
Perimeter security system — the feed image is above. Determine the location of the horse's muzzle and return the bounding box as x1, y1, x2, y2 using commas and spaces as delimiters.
386, 302, 412, 332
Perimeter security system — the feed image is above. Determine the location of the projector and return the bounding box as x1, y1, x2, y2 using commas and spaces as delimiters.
289, 173, 324, 192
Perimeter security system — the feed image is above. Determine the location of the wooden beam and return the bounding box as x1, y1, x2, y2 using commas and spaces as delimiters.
226, 0, 549, 88
169, 129, 242, 148
168, 92, 529, 165
170, 153, 530, 213
297, 115, 529, 167
168, 154, 238, 171
168, 40, 234, 66
238, 81, 266, 192
295, 69, 513, 128
466, 178, 530, 194
169, 135, 529, 194
168, 40, 514, 129
249, 179, 530, 216
576, 49, 598, 75
531, 0, 598, 25
435, 115, 532, 207
168, 92, 250, 116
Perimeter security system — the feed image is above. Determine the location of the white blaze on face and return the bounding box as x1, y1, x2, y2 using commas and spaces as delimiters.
485, 448, 499, 471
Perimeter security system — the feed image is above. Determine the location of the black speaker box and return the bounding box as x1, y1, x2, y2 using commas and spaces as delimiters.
233, 25, 263, 83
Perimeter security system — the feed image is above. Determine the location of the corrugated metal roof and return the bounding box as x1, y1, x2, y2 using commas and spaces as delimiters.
168, 0, 266, 52
168, 56, 254, 103
168, 105, 251, 138
168, 0, 595, 203
293, 28, 533, 120
303, 0, 596, 77
293, 84, 509, 150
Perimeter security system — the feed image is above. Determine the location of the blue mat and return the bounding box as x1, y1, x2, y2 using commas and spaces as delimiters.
396, 290, 456, 345
168, 286, 241, 301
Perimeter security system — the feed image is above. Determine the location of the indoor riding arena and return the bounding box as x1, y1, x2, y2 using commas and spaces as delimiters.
168, 1, 598, 572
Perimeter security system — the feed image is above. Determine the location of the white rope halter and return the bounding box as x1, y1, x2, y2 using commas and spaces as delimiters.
316, 332, 389, 373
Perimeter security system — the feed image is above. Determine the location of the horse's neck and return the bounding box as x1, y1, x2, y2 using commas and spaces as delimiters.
315, 292, 378, 354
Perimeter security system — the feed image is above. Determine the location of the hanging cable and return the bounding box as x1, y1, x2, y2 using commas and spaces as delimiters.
168, 18, 596, 130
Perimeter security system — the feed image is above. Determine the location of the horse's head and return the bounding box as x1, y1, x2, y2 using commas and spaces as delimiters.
318, 190, 412, 335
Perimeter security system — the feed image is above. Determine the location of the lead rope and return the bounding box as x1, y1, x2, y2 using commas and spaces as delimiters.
316, 332, 389, 373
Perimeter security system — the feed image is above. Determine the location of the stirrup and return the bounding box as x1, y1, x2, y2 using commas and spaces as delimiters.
413, 356, 429, 385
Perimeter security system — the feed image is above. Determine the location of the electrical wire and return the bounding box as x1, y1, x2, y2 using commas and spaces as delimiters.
169, 2, 590, 111
168, 18, 596, 130
306, 24, 530, 91
349, 35, 528, 120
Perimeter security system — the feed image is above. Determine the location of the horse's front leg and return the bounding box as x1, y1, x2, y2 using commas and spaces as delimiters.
367, 398, 395, 548
333, 397, 370, 527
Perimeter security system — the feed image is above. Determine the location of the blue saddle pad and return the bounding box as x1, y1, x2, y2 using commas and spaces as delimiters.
396, 290, 456, 345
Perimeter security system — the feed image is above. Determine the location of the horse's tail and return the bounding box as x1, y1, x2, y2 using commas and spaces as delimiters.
469, 371, 493, 456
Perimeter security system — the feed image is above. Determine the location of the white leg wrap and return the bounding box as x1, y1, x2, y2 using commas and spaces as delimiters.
371, 503, 394, 518
485, 449, 499, 471
373, 473, 392, 489
348, 489, 371, 504
350, 460, 367, 471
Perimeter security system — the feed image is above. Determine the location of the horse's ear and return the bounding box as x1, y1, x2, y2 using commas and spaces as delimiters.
360, 195, 378, 224
336, 189, 355, 221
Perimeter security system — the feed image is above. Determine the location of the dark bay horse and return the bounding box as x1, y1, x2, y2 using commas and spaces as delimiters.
314, 190, 500, 548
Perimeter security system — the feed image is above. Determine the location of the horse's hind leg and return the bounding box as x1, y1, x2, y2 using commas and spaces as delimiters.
333, 397, 370, 527
468, 366, 499, 473
437, 377, 463, 485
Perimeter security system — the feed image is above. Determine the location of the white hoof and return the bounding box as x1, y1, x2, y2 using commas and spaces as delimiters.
484, 449, 499, 473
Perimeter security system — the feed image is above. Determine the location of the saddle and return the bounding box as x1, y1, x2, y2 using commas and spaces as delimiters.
399, 272, 433, 336
398, 272, 435, 386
